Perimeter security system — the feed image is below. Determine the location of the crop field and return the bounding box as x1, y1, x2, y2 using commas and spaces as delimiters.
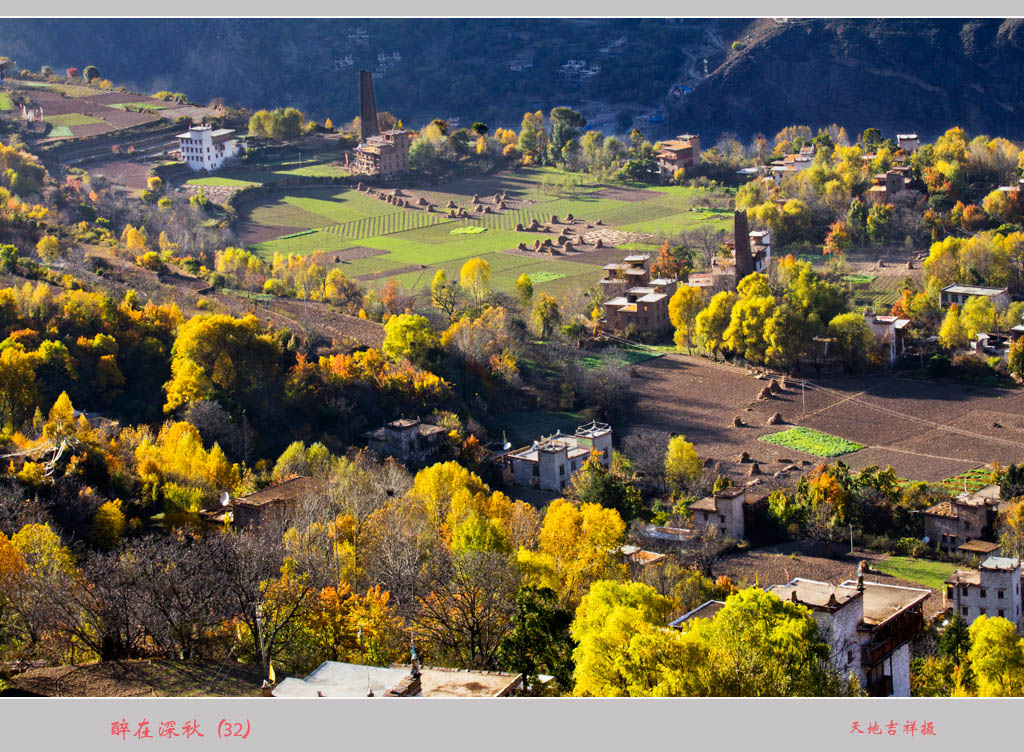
236, 168, 729, 298
46, 113, 108, 126
759, 427, 865, 458
622, 354, 1024, 483
186, 176, 262, 188
0, 93, 12, 111
871, 556, 957, 591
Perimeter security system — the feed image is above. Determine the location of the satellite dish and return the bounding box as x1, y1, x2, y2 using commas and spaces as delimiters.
503, 442, 512, 451
921, 536, 930, 544
220, 491, 231, 507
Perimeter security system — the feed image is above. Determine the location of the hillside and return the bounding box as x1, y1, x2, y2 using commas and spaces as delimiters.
672, 18, 1024, 141
0, 19, 745, 132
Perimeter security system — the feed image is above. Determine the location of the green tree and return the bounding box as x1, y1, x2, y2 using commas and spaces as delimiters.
549, 107, 587, 158
381, 314, 438, 367
828, 312, 875, 369
497, 584, 574, 692
568, 456, 643, 522
866, 203, 895, 244
430, 269, 462, 323
846, 198, 868, 245
82, 65, 100, 82
514, 274, 534, 308
938, 615, 971, 662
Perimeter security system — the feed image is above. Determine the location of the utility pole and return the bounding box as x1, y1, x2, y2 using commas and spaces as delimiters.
850, 524, 854, 555
255, 604, 268, 680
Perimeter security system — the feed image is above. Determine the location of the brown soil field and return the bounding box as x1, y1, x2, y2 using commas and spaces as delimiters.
9, 659, 263, 697
355, 264, 424, 281
715, 543, 946, 620
68, 122, 115, 138
588, 186, 662, 202
624, 355, 1024, 483
235, 221, 296, 246
308, 246, 386, 265
85, 160, 153, 190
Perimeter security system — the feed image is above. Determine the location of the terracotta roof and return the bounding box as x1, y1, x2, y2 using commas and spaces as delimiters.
924, 501, 955, 518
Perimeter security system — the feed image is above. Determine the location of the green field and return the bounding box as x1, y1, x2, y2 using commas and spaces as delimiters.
494, 409, 589, 446
240, 168, 734, 300
759, 427, 865, 457
186, 177, 262, 188
581, 346, 663, 370
851, 274, 905, 309
108, 101, 171, 111
872, 556, 957, 591
46, 126, 75, 139
0, 93, 12, 111
46, 113, 106, 126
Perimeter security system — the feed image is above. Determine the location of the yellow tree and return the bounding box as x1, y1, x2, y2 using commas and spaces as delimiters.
668, 285, 703, 353
938, 304, 969, 350
459, 258, 491, 302
35, 235, 60, 263
519, 499, 626, 607
969, 615, 1024, 696
665, 435, 701, 496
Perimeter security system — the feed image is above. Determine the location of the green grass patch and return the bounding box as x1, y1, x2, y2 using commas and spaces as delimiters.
45, 113, 106, 126
46, 125, 74, 139
275, 229, 318, 241
872, 556, 957, 591
274, 163, 350, 179
450, 226, 488, 235
760, 427, 865, 458
186, 176, 261, 188
844, 274, 877, 284
528, 271, 567, 284
108, 101, 171, 111
221, 288, 276, 302
0, 93, 12, 111
494, 409, 589, 447
581, 346, 663, 370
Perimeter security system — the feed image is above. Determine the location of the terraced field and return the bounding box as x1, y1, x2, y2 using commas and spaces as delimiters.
236, 169, 732, 299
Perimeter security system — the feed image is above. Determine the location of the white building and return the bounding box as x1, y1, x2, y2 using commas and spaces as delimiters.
498, 421, 612, 493
690, 486, 748, 539
897, 133, 920, 152
945, 556, 1023, 629
768, 575, 930, 697
176, 124, 240, 171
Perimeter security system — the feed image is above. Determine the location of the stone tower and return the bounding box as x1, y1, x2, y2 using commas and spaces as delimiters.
733, 210, 754, 286
359, 70, 379, 142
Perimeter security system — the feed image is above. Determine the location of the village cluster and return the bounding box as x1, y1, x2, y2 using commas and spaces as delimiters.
2, 53, 1024, 703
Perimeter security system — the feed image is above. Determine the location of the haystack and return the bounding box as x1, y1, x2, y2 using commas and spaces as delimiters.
737, 451, 751, 463
732, 416, 744, 427
515, 223, 524, 232
748, 463, 761, 476
595, 238, 604, 249
767, 412, 784, 425
516, 242, 527, 251
550, 214, 559, 224
758, 387, 773, 400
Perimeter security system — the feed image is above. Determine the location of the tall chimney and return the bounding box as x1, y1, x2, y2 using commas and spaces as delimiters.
359, 70, 380, 142
733, 210, 754, 286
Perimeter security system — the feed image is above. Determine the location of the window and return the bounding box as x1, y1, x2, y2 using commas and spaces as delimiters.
999, 609, 1005, 618
531, 465, 539, 477
559, 465, 565, 476
962, 606, 968, 616
999, 590, 1005, 599
847, 650, 854, 665
981, 589, 987, 598
961, 586, 968, 596
946, 586, 954, 599
719, 514, 725, 523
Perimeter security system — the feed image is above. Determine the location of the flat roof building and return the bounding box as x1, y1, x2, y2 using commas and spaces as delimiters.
272, 661, 522, 698
497, 421, 612, 493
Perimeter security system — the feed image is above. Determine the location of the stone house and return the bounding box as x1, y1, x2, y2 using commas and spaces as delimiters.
923, 485, 1000, 554
600, 254, 677, 337
690, 486, 748, 540
944, 557, 1023, 628
499, 421, 612, 493
226, 476, 328, 530
363, 418, 447, 466
768, 575, 929, 697
655, 134, 700, 178
939, 284, 1011, 310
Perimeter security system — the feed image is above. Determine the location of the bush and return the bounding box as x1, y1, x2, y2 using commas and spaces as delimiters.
731, 40, 746, 51
925, 354, 951, 377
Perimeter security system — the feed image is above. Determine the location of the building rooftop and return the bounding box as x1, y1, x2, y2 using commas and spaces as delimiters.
669, 600, 726, 628
623, 254, 650, 262
637, 293, 668, 303
923, 500, 955, 518
690, 496, 720, 512
232, 476, 327, 509
981, 557, 1022, 572
272, 661, 521, 698
769, 579, 861, 612
838, 580, 930, 626
958, 540, 1001, 555
942, 284, 1009, 296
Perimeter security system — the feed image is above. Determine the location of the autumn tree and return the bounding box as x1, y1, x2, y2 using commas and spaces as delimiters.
969, 615, 1024, 696
515, 274, 534, 308
459, 258, 491, 303
694, 291, 737, 359
665, 435, 701, 496
382, 314, 439, 368
960, 295, 997, 339
35, 235, 60, 263
828, 312, 876, 370
938, 304, 969, 350
668, 285, 703, 353
430, 269, 463, 323
531, 293, 561, 339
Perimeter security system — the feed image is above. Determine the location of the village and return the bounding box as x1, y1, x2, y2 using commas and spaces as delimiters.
2, 49, 1024, 702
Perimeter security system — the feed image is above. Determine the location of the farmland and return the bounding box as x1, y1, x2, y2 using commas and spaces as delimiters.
871, 556, 958, 591
623, 353, 1024, 483
760, 427, 865, 458
234, 167, 732, 301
